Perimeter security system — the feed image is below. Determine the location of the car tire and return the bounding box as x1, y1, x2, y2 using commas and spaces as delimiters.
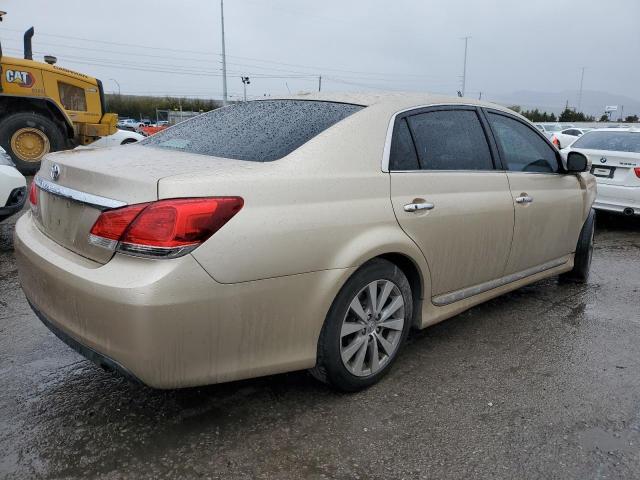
311, 258, 413, 392
560, 208, 595, 283
0, 112, 66, 175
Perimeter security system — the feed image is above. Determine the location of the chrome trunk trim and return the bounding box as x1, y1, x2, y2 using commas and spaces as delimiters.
35, 176, 127, 210
432, 257, 569, 306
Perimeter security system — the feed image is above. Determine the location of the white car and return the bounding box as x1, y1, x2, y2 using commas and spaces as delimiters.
117, 119, 145, 131
551, 127, 593, 150
76, 129, 144, 150
0, 147, 27, 222
535, 123, 571, 140
564, 128, 640, 216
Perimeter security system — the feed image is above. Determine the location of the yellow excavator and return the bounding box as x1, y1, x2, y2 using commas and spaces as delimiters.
0, 11, 117, 174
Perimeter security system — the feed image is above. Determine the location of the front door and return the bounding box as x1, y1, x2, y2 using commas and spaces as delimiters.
388, 107, 515, 298
485, 110, 583, 275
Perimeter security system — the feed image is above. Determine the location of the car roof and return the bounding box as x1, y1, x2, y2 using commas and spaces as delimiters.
266, 91, 523, 118
588, 127, 640, 132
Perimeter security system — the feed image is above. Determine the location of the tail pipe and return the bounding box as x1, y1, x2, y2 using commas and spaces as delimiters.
24, 27, 34, 60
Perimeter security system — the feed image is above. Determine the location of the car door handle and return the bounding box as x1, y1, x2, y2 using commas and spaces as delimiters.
515, 195, 533, 204
404, 202, 435, 212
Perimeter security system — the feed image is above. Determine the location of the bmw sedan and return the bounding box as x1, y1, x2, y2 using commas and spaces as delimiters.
564, 128, 640, 216
15, 94, 596, 391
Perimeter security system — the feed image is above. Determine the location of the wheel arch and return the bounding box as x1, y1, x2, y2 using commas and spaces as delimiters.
328, 248, 430, 332
0, 94, 74, 139
376, 252, 424, 328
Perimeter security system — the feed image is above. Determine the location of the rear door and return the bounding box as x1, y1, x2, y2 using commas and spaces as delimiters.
388, 106, 515, 299
484, 110, 583, 275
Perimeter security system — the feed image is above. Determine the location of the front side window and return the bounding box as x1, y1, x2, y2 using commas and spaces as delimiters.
58, 82, 87, 111
405, 110, 494, 171
572, 131, 640, 153
142, 100, 363, 162
487, 112, 559, 173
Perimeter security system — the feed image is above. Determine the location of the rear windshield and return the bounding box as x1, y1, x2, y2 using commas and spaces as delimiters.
142, 100, 363, 161
572, 131, 640, 153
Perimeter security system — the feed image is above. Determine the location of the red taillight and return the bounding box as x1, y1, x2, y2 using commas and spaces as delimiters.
90, 203, 149, 241
89, 197, 244, 258
635, 167, 640, 178
551, 136, 560, 147
29, 182, 38, 206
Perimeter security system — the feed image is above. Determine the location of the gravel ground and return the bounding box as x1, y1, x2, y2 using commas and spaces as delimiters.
1, 203, 639, 480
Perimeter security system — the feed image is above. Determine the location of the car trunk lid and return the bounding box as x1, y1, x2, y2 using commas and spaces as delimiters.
581, 149, 640, 187
33, 145, 233, 264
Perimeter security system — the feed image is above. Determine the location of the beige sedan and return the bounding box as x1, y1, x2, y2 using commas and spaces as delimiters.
14, 93, 596, 391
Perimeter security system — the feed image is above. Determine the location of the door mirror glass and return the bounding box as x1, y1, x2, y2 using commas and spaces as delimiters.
566, 151, 589, 172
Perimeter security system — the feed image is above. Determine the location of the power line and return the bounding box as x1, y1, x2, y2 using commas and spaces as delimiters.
0, 29, 447, 80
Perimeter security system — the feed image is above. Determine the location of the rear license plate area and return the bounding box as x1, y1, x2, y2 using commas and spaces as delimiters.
591, 166, 615, 178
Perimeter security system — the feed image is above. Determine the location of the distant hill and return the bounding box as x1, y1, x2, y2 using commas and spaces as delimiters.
489, 90, 640, 118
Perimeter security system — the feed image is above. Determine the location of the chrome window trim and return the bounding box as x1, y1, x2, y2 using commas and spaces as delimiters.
382, 102, 495, 173
35, 176, 127, 210
432, 257, 569, 306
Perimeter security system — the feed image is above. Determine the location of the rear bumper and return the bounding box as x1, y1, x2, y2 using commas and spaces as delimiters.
593, 183, 640, 215
0, 165, 27, 221
14, 212, 348, 388
28, 300, 143, 384
0, 187, 26, 221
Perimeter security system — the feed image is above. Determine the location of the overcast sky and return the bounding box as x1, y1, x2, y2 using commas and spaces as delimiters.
1, 0, 638, 109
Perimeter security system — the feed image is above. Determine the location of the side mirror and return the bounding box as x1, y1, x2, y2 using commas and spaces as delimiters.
566, 151, 589, 173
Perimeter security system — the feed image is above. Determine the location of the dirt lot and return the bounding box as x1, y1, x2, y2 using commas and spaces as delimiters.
1, 207, 639, 480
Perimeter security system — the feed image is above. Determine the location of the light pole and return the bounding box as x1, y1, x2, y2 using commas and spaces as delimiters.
220, 0, 228, 104
110, 78, 120, 95
241, 76, 250, 102
461, 36, 471, 97
577, 67, 586, 112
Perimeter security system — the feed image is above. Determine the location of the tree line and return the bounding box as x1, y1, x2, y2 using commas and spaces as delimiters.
509, 105, 638, 123
105, 94, 224, 120
104, 94, 639, 124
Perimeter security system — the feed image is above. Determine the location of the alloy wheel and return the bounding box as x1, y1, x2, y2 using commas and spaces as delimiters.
340, 279, 406, 377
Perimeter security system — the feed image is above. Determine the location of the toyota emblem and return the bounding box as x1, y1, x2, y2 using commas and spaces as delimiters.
50, 163, 60, 181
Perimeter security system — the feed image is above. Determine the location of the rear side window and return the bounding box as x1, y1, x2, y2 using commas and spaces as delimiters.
572, 131, 640, 153
58, 82, 86, 111
389, 118, 419, 170
142, 100, 363, 162
406, 110, 494, 170
487, 113, 559, 173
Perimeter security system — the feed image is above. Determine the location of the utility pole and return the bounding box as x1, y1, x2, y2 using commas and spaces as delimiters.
220, 0, 228, 104
461, 36, 471, 97
241, 76, 250, 102
577, 67, 586, 112
318, 75, 322, 92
